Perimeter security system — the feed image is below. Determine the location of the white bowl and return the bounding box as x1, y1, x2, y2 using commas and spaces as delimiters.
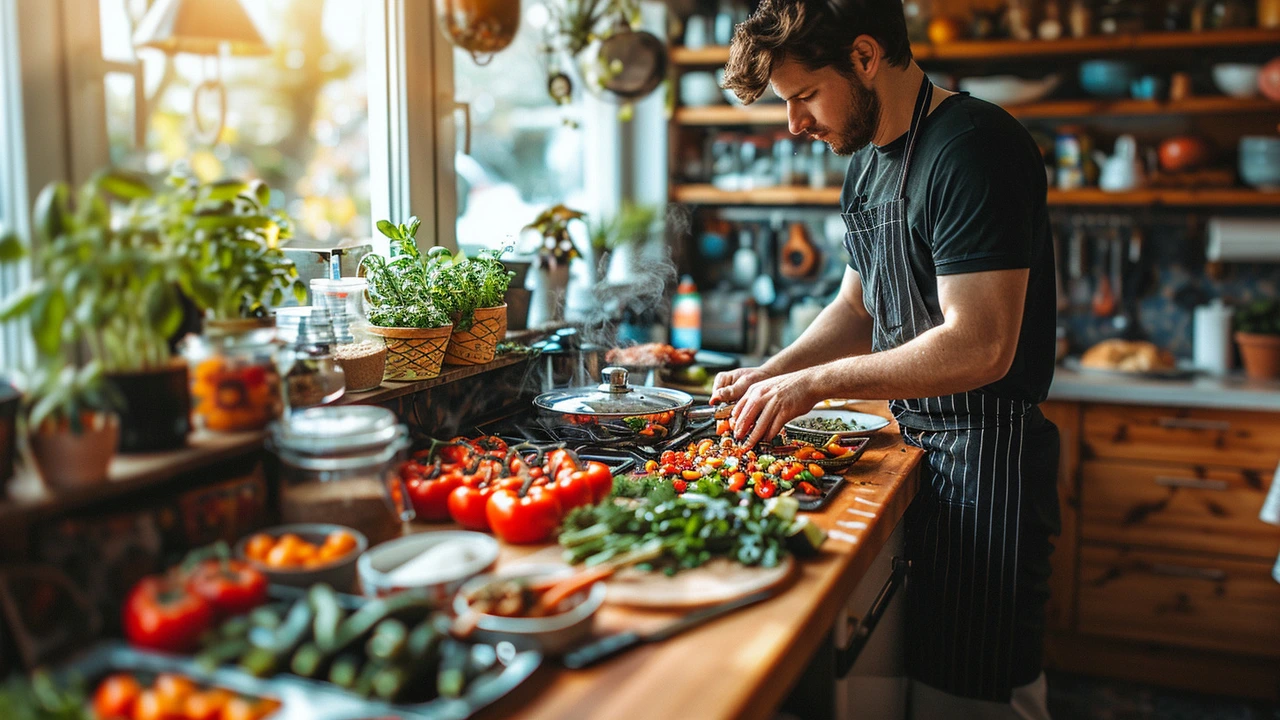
453, 564, 605, 656
959, 74, 1061, 106
1212, 63, 1261, 98
357, 531, 498, 603
680, 72, 723, 108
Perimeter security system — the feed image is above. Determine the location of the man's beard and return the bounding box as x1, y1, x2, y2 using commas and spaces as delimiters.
819, 75, 880, 156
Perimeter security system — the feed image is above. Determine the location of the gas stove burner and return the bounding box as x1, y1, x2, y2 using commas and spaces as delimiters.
473, 410, 721, 472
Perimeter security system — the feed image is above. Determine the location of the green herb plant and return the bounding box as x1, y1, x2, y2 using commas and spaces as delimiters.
437, 246, 515, 330
147, 173, 304, 321
360, 217, 453, 329
1234, 299, 1280, 336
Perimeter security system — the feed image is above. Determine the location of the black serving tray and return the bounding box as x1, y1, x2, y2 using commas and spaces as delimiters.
55, 636, 541, 720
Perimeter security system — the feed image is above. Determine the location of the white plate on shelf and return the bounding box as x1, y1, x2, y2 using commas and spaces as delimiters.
785, 409, 890, 439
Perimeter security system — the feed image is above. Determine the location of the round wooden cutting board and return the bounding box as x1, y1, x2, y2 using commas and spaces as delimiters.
505, 548, 795, 609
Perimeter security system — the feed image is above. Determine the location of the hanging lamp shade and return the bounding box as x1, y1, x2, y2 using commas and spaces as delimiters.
132, 0, 271, 56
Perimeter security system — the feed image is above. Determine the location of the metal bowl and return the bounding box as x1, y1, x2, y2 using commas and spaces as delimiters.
234, 523, 368, 594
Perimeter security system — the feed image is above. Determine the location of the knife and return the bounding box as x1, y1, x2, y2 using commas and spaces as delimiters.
561, 588, 776, 670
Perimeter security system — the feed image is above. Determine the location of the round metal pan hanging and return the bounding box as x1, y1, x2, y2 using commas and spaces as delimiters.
590, 20, 667, 101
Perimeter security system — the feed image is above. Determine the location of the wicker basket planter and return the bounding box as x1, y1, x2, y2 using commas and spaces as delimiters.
367, 324, 453, 381
444, 304, 508, 366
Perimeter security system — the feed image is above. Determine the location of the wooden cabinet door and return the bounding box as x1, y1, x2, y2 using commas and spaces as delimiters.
1078, 545, 1280, 658
1082, 404, 1280, 468
1082, 460, 1280, 560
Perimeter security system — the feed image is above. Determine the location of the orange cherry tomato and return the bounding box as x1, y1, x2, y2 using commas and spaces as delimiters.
153, 673, 197, 706
182, 689, 232, 720
324, 530, 358, 554
92, 673, 141, 720
132, 689, 181, 720
244, 534, 274, 562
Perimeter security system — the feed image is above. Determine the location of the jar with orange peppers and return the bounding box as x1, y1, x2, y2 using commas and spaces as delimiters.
180, 320, 282, 433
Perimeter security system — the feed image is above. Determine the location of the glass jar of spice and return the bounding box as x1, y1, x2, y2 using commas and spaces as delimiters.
310, 278, 388, 393
269, 405, 414, 546
181, 320, 282, 433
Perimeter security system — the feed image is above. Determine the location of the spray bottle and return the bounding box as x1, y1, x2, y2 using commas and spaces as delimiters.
670, 275, 702, 350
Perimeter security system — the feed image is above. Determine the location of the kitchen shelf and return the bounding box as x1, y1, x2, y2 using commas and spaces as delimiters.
670, 28, 1280, 66
672, 184, 1280, 207
1047, 188, 1280, 206
674, 97, 1278, 126
672, 184, 842, 206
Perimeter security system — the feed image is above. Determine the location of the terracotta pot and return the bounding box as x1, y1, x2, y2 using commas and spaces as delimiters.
1235, 332, 1280, 379
366, 324, 453, 381
108, 359, 191, 453
445, 304, 507, 366
28, 413, 119, 490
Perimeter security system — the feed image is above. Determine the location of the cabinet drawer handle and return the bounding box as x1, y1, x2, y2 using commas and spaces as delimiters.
1150, 564, 1227, 582
1157, 417, 1231, 432
1154, 476, 1229, 491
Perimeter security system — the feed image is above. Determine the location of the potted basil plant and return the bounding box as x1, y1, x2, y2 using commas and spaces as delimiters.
3, 172, 191, 453
360, 217, 455, 380
442, 247, 516, 366
1234, 299, 1280, 380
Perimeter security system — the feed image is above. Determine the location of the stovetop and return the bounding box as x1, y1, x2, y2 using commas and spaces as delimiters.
472, 409, 721, 477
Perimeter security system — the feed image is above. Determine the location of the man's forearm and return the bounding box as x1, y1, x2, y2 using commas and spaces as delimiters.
760, 294, 873, 377
805, 321, 1009, 401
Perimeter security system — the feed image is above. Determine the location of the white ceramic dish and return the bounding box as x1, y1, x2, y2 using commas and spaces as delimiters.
1212, 63, 1261, 98
358, 531, 499, 603
959, 74, 1060, 106
785, 409, 890, 439
453, 564, 605, 656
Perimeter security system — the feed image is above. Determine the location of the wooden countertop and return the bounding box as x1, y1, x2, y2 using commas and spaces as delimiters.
472, 401, 923, 720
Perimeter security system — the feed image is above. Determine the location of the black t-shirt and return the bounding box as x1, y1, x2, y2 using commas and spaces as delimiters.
839, 92, 1056, 405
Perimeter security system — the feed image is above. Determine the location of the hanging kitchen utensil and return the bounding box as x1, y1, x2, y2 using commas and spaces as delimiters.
1052, 227, 1068, 313
1111, 225, 1127, 329
436, 0, 521, 65
1120, 225, 1147, 339
1067, 224, 1091, 310
1091, 238, 1116, 317
583, 17, 667, 102
780, 222, 819, 279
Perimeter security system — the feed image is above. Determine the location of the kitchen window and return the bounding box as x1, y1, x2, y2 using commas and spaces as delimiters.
96, 0, 372, 245
0, 0, 31, 372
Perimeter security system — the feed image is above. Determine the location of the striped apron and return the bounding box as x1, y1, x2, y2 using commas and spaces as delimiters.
841, 77, 1060, 702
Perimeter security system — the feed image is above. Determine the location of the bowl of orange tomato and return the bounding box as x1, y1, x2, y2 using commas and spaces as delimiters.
235, 524, 367, 593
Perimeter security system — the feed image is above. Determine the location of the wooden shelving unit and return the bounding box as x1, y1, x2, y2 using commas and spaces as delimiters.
675, 97, 1278, 126
672, 185, 843, 206
670, 28, 1280, 66
671, 185, 1280, 208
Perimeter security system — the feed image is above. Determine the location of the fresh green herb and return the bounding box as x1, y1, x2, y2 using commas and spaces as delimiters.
0, 671, 90, 720
559, 492, 806, 573
792, 416, 863, 432
438, 247, 515, 330
360, 218, 453, 329
1235, 299, 1280, 336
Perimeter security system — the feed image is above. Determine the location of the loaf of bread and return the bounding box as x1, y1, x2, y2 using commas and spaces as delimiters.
1080, 339, 1176, 373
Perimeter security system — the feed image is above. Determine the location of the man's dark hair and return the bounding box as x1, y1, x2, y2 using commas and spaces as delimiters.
722, 0, 912, 104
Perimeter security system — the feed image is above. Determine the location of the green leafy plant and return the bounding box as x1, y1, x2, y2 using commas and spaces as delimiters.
586, 203, 656, 253
360, 217, 453, 329
437, 247, 516, 330
146, 173, 304, 321
524, 204, 586, 270
1234, 299, 1280, 336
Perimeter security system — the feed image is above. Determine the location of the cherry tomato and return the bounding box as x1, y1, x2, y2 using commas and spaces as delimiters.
153, 674, 197, 707
448, 483, 495, 531
808, 464, 826, 478
781, 464, 804, 482
727, 472, 748, 492
123, 576, 214, 653
185, 560, 268, 618
92, 673, 141, 720
132, 689, 181, 720
797, 481, 821, 495
580, 461, 613, 502
486, 485, 563, 544
546, 469, 593, 511
754, 479, 778, 499
405, 471, 463, 522
182, 688, 232, 720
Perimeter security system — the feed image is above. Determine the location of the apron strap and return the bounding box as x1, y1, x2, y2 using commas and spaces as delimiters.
895, 75, 934, 200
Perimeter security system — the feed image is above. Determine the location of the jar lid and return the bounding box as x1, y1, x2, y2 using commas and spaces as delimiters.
270, 405, 402, 456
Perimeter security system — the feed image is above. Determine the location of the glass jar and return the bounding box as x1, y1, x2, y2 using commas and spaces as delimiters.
278, 307, 346, 413
310, 278, 387, 392
710, 133, 743, 191
773, 134, 798, 186
181, 320, 282, 433
269, 405, 413, 546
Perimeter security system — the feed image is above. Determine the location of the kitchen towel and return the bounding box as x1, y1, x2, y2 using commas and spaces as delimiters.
1259, 462, 1280, 583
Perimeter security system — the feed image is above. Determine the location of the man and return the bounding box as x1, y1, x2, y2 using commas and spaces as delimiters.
715, 1, 1060, 718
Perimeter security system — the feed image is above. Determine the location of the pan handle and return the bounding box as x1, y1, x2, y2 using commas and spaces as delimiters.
688, 403, 734, 421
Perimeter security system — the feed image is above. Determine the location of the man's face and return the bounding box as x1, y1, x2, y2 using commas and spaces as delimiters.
770, 57, 880, 156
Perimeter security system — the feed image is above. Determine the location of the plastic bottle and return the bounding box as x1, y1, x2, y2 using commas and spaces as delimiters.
670, 275, 702, 350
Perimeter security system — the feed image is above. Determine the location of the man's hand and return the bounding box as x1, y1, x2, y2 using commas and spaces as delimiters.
730, 371, 820, 448
710, 367, 772, 405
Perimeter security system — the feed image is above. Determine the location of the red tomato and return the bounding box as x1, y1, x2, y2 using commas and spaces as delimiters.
579, 462, 614, 503
405, 471, 463, 521
436, 438, 475, 465
546, 470, 593, 511
122, 576, 214, 653
754, 479, 778, 499
92, 673, 141, 719
448, 483, 495, 531
473, 435, 509, 456
184, 560, 268, 618
727, 472, 748, 492
544, 448, 578, 476
486, 485, 563, 544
